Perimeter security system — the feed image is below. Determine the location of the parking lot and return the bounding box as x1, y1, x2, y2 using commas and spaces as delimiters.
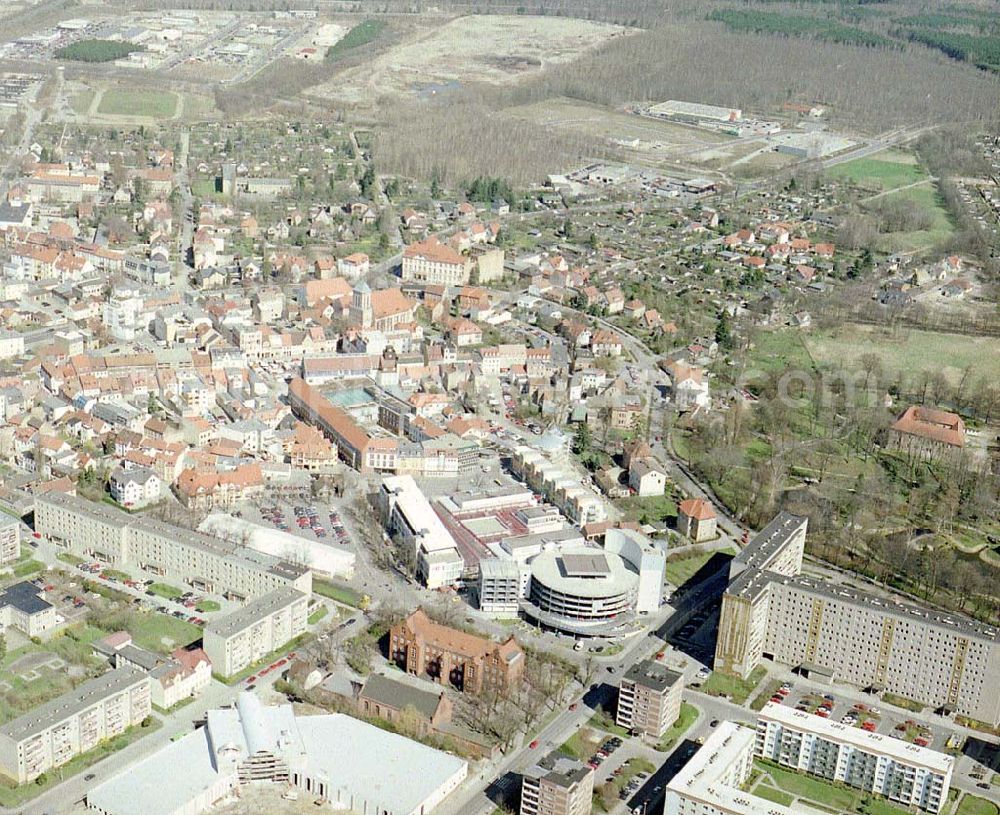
761, 681, 952, 751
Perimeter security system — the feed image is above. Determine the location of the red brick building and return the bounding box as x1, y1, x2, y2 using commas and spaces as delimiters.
389, 608, 524, 695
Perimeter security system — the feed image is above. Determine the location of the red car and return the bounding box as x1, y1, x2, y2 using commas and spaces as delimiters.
529, 740, 539, 749
246, 675, 257, 684
861, 721, 877, 732
914, 737, 929, 747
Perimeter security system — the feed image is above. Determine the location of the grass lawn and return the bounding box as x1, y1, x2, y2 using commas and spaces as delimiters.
757, 759, 858, 811
308, 606, 329, 625
753, 785, 795, 806
825, 150, 926, 191
957, 795, 1000, 815
97, 88, 177, 119
618, 494, 677, 524
120, 612, 200, 655
0, 628, 107, 724
190, 178, 217, 198
148, 583, 184, 600
69, 88, 95, 115
589, 708, 630, 738
656, 702, 699, 751
195, 600, 221, 613
664, 551, 715, 587
312, 580, 364, 608
876, 183, 954, 252
56, 552, 86, 566
559, 727, 600, 760
804, 324, 1000, 388
11, 559, 45, 578
700, 665, 767, 705
217, 632, 309, 684
751, 679, 785, 712
881, 692, 925, 713
0, 718, 160, 806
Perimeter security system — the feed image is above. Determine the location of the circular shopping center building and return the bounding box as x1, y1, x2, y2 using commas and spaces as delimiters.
524, 546, 638, 636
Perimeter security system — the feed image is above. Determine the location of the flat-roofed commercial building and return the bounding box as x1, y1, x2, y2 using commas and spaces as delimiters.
34, 492, 311, 602
520, 752, 594, 815
203, 587, 308, 678
86, 693, 467, 815
616, 660, 683, 738
715, 514, 1000, 727
0, 666, 150, 783
524, 547, 637, 636
756, 703, 952, 813
379, 475, 463, 590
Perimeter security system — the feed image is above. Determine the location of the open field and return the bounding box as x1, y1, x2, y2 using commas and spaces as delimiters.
875, 183, 954, 252
0, 630, 105, 724
803, 324, 1000, 386
826, 150, 925, 191
96, 88, 178, 119
506, 97, 732, 168
318, 15, 634, 104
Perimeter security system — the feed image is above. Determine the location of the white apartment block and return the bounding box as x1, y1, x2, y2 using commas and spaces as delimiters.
664, 721, 757, 815
756, 703, 953, 813
35, 492, 312, 602
728, 512, 807, 581
715, 514, 1000, 726
203, 587, 309, 678
0, 516, 20, 566
0, 330, 25, 360
0, 666, 151, 783
511, 446, 609, 527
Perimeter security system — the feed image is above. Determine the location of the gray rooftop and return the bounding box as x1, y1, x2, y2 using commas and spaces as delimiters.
360, 673, 444, 721
479, 558, 520, 580
36, 492, 309, 582
205, 586, 307, 639
732, 512, 806, 572
0, 666, 148, 742
561, 552, 610, 577
778, 573, 999, 642
623, 659, 682, 694
525, 751, 592, 788
0, 581, 51, 616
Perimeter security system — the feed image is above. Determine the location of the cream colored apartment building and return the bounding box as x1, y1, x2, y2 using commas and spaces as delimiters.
34, 492, 312, 602
715, 514, 1000, 726
0, 666, 150, 783
616, 659, 683, 738
203, 587, 309, 678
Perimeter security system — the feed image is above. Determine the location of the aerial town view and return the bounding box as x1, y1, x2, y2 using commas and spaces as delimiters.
0, 0, 997, 814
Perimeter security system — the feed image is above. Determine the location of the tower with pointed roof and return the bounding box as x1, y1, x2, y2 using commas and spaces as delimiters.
350, 279, 372, 328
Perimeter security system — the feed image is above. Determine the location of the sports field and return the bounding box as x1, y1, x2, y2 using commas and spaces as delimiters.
97, 89, 178, 119
826, 149, 926, 191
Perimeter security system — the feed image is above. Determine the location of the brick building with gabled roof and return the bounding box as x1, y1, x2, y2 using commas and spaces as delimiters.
887, 405, 966, 462
389, 608, 524, 695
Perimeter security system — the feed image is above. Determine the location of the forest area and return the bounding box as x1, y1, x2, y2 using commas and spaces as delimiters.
371, 9, 1000, 184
